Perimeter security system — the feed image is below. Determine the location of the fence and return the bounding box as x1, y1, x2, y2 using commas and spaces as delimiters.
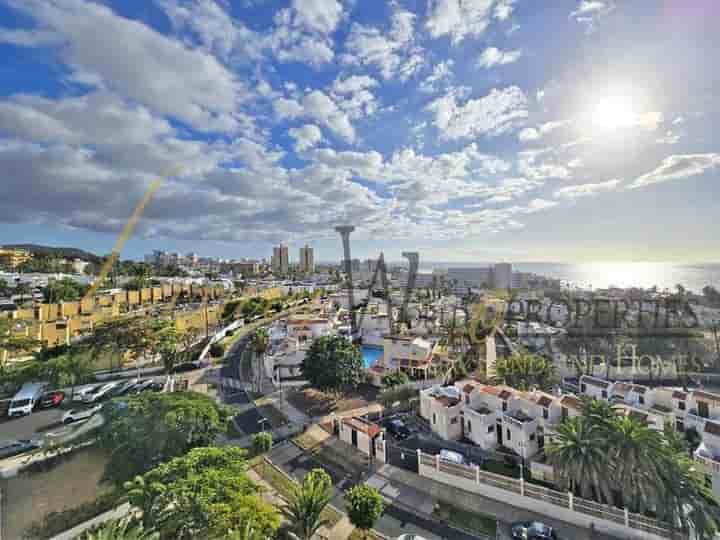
418, 450, 677, 540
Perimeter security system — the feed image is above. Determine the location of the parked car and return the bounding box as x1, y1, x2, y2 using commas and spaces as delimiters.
386, 418, 412, 440
397, 535, 428, 540
83, 382, 120, 403
8, 382, 49, 417
511, 521, 558, 540
130, 379, 156, 394
38, 390, 66, 409
0, 439, 43, 460
439, 449, 467, 465
62, 404, 103, 425
73, 384, 103, 402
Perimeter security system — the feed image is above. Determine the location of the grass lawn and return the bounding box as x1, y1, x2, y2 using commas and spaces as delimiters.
252, 459, 343, 528
432, 501, 497, 537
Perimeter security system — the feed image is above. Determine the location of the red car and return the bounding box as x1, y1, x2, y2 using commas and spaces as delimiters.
38, 391, 65, 409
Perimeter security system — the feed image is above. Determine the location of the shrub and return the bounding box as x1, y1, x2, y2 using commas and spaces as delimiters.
252, 431, 273, 455
209, 342, 225, 358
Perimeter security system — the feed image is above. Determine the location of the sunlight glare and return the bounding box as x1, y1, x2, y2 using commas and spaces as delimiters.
590, 94, 637, 130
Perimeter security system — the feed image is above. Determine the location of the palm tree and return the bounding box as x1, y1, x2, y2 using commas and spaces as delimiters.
81, 517, 158, 540
251, 329, 269, 393
283, 469, 333, 540
546, 416, 614, 503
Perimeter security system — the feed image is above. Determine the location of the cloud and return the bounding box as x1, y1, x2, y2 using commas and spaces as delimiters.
517, 150, 571, 180
419, 60, 454, 94
343, 8, 423, 80
630, 154, 720, 189
0, 28, 61, 46
570, 1, 615, 32
656, 131, 681, 145
7, 0, 245, 133
275, 91, 356, 143
288, 124, 324, 151
517, 120, 566, 142
554, 179, 620, 199
290, 0, 344, 34
426, 86, 528, 140
477, 47, 522, 68
494, 0, 517, 20
518, 128, 539, 142
426, 0, 495, 44
330, 75, 379, 120
332, 75, 378, 94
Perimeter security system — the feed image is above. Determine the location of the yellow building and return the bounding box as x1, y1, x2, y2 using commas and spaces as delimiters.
0, 248, 33, 269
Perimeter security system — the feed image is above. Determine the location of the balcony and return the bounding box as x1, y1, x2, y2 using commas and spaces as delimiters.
694, 445, 720, 475
504, 409, 536, 427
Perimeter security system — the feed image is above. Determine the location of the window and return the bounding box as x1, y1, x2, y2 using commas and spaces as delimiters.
581, 383, 587, 392
506, 429, 511, 440
487, 425, 494, 433
679, 401, 686, 411
450, 417, 458, 424
543, 408, 549, 419
432, 413, 436, 425
502, 401, 508, 412
601, 390, 607, 399
465, 395, 470, 405
467, 420, 472, 433
639, 396, 645, 405
562, 407, 568, 419
530, 433, 536, 441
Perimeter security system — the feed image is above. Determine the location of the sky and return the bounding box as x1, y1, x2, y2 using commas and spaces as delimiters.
0, 0, 718, 263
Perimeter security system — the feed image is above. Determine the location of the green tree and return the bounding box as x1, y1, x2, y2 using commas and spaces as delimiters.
493, 351, 558, 391
251, 432, 272, 455
284, 469, 333, 540
344, 485, 385, 538
381, 371, 409, 389
98, 391, 229, 484
81, 517, 158, 540
53, 352, 95, 401
301, 335, 364, 391
125, 446, 280, 540
42, 277, 89, 303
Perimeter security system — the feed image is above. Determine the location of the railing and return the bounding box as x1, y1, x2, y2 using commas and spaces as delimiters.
694, 451, 720, 474
418, 449, 675, 539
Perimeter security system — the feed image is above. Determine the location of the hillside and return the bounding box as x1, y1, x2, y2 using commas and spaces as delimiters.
1, 244, 103, 263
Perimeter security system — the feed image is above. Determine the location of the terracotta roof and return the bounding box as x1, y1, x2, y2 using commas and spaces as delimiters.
435, 395, 460, 407
705, 421, 720, 437
480, 385, 503, 397
693, 390, 720, 404
560, 395, 582, 410
498, 389, 513, 400
463, 383, 476, 394
672, 390, 688, 400
581, 376, 611, 389
342, 417, 381, 438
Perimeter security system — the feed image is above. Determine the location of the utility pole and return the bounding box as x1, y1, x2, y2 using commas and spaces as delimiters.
335, 225, 356, 336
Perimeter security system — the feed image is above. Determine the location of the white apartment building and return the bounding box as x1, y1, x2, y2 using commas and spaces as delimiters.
420, 386, 464, 440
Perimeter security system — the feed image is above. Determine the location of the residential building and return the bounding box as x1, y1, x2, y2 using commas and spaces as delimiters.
0, 248, 33, 269
420, 386, 464, 440
299, 245, 315, 274
493, 263, 512, 290
337, 417, 386, 462
272, 244, 289, 275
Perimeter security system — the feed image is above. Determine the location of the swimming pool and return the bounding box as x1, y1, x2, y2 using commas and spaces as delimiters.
361, 346, 383, 369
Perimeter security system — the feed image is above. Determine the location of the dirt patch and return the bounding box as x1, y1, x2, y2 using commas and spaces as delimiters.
1, 447, 110, 540
286, 385, 381, 416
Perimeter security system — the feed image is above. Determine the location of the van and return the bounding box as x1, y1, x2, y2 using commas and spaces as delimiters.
8, 382, 49, 417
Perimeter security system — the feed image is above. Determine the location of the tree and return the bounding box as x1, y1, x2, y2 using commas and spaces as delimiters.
210, 342, 226, 359
0, 318, 41, 368
284, 469, 333, 540
125, 446, 280, 540
98, 391, 229, 484
81, 517, 158, 540
381, 371, 409, 389
53, 352, 94, 401
88, 317, 150, 371
251, 329, 269, 393
251, 432, 272, 455
301, 335, 364, 391
344, 485, 385, 538
493, 351, 558, 391
42, 277, 89, 303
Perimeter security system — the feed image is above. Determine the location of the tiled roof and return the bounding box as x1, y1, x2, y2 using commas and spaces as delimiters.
342, 417, 381, 438
560, 395, 582, 410
463, 383, 476, 394
498, 389, 513, 400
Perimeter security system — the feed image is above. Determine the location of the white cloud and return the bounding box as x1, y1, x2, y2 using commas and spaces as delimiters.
517, 120, 565, 142
343, 8, 423, 80
0, 28, 61, 46
330, 75, 379, 119
290, 0, 344, 34
275, 91, 356, 143
571, 1, 615, 32
289, 124, 324, 151
477, 47, 521, 68
8, 0, 244, 133
656, 131, 681, 145
332, 75, 378, 95
426, 86, 528, 140
419, 60, 454, 94
554, 179, 620, 199
494, 0, 517, 20
518, 128, 539, 142
518, 150, 571, 180
426, 0, 495, 44
630, 154, 720, 189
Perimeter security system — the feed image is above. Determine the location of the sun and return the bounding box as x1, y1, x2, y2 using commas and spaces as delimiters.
590, 94, 637, 130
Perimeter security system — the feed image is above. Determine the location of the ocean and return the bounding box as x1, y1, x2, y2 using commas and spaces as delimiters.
417, 262, 720, 293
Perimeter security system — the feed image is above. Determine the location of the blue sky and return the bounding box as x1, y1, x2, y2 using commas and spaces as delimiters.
0, 0, 718, 263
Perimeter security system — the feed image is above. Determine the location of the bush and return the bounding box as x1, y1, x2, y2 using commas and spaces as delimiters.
210, 342, 225, 358
252, 431, 273, 455
381, 371, 409, 389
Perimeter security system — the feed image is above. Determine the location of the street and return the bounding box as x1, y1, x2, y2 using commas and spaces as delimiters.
0, 408, 65, 441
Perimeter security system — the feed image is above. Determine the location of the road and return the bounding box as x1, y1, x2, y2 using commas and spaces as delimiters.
0, 408, 65, 440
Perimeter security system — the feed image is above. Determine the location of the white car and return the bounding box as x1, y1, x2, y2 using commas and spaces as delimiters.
82, 382, 120, 403
62, 404, 103, 424
397, 535, 429, 540
73, 384, 103, 402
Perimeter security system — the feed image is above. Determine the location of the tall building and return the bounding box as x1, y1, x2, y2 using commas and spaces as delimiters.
272, 244, 289, 275
493, 263, 512, 290
299, 245, 315, 274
